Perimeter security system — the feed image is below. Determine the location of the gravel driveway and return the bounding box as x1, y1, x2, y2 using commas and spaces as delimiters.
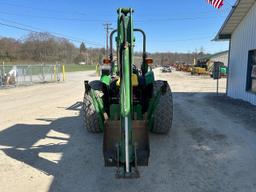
0, 70, 256, 192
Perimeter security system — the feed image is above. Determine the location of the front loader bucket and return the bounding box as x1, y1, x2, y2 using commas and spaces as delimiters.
132, 120, 149, 166
103, 121, 121, 167
103, 120, 149, 168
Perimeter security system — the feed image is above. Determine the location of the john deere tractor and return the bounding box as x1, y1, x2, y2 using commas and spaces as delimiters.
83, 8, 173, 178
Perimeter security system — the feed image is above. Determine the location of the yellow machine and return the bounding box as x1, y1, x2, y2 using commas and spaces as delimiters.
191, 58, 209, 75
191, 67, 207, 75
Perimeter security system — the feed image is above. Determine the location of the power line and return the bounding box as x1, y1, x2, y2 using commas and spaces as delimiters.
0, 18, 103, 45
0, 1, 88, 17
0, 0, 233, 23
0, 11, 111, 23
0, 11, 228, 24
153, 36, 214, 43
0, 20, 103, 46
0, 0, 232, 17
0, 21, 37, 33
135, 15, 228, 22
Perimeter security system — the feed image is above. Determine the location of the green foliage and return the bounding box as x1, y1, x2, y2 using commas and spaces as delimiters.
0, 32, 210, 67
74, 54, 85, 64
0, 32, 105, 65
80, 42, 86, 53
20, 32, 78, 63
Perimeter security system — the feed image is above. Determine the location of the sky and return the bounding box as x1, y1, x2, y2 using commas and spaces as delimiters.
0, 0, 237, 54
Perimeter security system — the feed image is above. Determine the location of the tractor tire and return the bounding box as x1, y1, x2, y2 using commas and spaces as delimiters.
151, 80, 173, 134
83, 92, 101, 133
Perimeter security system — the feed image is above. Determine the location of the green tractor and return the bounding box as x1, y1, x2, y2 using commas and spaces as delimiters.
83, 8, 173, 178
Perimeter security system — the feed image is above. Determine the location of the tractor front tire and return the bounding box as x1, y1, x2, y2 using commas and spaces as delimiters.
83, 92, 101, 133
152, 80, 173, 134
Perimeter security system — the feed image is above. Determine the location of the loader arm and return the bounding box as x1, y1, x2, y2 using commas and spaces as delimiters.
118, 8, 134, 175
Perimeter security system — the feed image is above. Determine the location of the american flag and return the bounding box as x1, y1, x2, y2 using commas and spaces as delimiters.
208, 0, 224, 9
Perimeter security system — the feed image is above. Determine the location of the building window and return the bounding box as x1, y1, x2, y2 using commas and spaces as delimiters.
246, 50, 256, 93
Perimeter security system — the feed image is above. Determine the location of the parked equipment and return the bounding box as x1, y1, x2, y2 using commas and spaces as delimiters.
210, 62, 228, 78
161, 65, 172, 73
83, 8, 173, 178
191, 67, 207, 75
191, 59, 208, 75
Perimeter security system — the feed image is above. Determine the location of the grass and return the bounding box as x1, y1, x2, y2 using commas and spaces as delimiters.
0, 64, 96, 75
64, 64, 96, 72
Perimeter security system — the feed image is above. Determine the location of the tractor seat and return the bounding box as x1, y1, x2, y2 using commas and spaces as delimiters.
116, 74, 139, 87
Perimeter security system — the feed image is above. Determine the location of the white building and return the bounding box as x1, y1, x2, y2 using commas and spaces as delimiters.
215, 0, 256, 105
198, 50, 229, 71
209, 51, 229, 67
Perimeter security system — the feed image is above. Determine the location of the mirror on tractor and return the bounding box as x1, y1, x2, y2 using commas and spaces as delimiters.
145, 57, 153, 65
103, 57, 111, 65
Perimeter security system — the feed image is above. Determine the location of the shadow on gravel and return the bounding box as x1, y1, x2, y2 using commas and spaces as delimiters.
0, 102, 88, 176
0, 101, 102, 191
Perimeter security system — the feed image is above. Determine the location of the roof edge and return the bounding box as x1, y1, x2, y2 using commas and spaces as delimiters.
198, 50, 229, 60
214, 0, 240, 41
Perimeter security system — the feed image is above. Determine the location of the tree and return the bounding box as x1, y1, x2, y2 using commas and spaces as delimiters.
21, 32, 78, 63
80, 42, 86, 54
0, 38, 21, 61
0, 33, 211, 65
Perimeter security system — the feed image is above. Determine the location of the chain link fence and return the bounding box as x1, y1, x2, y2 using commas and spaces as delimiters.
0, 64, 62, 87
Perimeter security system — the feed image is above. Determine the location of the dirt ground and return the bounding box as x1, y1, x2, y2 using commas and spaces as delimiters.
1, 69, 256, 192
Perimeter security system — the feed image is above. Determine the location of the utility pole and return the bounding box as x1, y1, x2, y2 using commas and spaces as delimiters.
103, 23, 113, 55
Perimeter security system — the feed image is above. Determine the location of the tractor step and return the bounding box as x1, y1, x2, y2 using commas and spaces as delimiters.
116, 168, 140, 179
115, 142, 140, 179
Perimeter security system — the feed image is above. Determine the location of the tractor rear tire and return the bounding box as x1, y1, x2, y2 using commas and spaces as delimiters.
151, 80, 173, 134
83, 92, 101, 133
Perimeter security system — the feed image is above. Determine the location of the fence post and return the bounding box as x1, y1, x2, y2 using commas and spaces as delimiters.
54, 65, 57, 81
42, 64, 45, 82
29, 65, 33, 83
96, 64, 100, 76
2, 61, 5, 76
23, 66, 25, 84
0, 62, 3, 86
50, 65, 52, 81
62, 64, 66, 81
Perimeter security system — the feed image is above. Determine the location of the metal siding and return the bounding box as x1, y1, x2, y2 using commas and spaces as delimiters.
211, 53, 229, 66
228, 1, 256, 105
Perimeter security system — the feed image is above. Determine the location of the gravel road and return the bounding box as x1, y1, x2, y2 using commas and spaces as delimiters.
0, 69, 256, 192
